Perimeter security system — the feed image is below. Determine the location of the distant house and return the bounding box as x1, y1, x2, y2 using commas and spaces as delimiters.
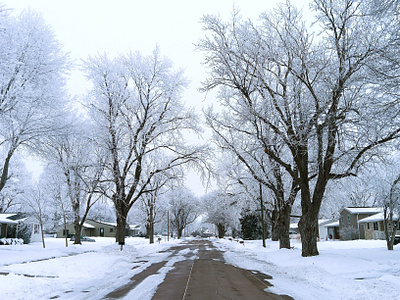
56, 219, 142, 238
57, 219, 117, 238
339, 207, 383, 240
290, 219, 337, 240
0, 213, 42, 243
358, 212, 399, 240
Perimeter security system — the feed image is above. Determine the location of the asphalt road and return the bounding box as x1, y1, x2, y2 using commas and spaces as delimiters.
105, 239, 292, 300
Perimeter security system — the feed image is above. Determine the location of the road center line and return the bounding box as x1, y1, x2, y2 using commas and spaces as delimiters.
182, 254, 196, 300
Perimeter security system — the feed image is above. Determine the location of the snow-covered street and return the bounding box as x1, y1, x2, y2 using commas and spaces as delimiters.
0, 237, 399, 299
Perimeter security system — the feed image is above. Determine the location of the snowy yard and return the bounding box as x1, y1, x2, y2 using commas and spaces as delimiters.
215, 238, 400, 300
0, 237, 399, 299
0, 237, 186, 300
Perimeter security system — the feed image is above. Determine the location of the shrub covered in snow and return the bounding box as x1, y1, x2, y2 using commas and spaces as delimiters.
340, 226, 360, 240
0, 238, 23, 245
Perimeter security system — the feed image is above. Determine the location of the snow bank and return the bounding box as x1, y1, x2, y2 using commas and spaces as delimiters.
214, 238, 400, 300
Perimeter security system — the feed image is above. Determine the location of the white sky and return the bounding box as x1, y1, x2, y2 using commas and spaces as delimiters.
3, 0, 310, 195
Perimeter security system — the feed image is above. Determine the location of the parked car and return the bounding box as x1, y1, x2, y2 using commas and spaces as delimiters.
289, 231, 300, 239
394, 235, 400, 245
70, 235, 95, 242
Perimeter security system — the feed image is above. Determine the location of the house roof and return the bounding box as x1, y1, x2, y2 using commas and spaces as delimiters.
87, 219, 117, 227
0, 213, 19, 224
358, 212, 399, 223
82, 222, 96, 229
99, 221, 117, 227
290, 220, 335, 228
341, 207, 383, 215
319, 219, 335, 225
324, 220, 339, 227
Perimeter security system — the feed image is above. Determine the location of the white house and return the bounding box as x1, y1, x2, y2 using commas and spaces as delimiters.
0, 213, 42, 243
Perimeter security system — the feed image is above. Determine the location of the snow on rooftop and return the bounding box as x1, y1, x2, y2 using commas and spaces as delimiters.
358, 212, 399, 223
343, 207, 383, 214
0, 213, 18, 224
324, 220, 339, 227
82, 222, 96, 229
99, 221, 117, 227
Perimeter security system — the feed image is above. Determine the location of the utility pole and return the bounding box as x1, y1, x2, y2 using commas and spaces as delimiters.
167, 210, 170, 241
260, 182, 266, 248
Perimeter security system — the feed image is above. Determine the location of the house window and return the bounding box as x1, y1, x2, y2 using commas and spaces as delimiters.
341, 216, 344, 224
63, 229, 69, 236
34, 224, 39, 234
367, 223, 370, 230
100, 228, 104, 237
373, 222, 378, 231
347, 215, 350, 225
110, 228, 114, 233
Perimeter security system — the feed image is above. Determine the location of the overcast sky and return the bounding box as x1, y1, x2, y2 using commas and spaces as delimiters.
1, 0, 312, 102
3, 0, 310, 195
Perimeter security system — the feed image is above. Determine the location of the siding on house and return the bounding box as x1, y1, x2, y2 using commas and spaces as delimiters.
358, 212, 399, 240
85, 220, 116, 237
56, 220, 116, 238
339, 207, 383, 240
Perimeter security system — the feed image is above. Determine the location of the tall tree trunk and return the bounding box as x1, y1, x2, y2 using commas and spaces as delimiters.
384, 208, 396, 250
270, 209, 279, 241
296, 146, 319, 257
149, 223, 154, 244
298, 213, 319, 257
278, 204, 292, 249
62, 210, 68, 247
114, 190, 129, 249
116, 211, 127, 246
40, 221, 45, 249
216, 223, 226, 238
73, 223, 82, 245
177, 226, 183, 239
0, 148, 14, 195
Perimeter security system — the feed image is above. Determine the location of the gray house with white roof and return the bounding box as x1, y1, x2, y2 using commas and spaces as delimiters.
339, 207, 383, 240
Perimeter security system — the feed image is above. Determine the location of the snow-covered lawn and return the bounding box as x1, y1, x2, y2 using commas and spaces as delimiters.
0, 237, 399, 299
0, 236, 185, 300
215, 238, 400, 300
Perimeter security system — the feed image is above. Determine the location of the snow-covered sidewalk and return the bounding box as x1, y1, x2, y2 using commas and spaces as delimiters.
214, 238, 400, 300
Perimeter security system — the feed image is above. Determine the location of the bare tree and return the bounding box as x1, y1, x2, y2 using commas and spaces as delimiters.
40, 123, 105, 245
169, 188, 200, 239
202, 190, 242, 238
22, 186, 47, 248
84, 48, 208, 247
139, 173, 171, 244
0, 9, 68, 194
198, 1, 400, 256
205, 110, 299, 248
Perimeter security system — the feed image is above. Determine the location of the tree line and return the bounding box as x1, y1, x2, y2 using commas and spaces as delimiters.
1, 1, 400, 256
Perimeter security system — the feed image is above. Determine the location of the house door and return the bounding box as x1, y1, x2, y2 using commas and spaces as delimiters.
100, 228, 104, 237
